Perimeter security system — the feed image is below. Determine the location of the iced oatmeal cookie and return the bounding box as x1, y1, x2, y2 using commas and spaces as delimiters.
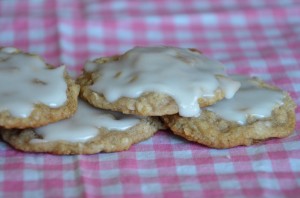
0, 47, 80, 129
77, 46, 240, 117
1, 100, 163, 154
162, 76, 296, 148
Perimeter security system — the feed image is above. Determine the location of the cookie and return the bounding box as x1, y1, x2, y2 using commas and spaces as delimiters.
0, 47, 80, 129
0, 100, 163, 155
162, 76, 296, 148
77, 46, 240, 117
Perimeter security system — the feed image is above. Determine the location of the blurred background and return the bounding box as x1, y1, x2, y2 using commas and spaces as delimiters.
1, 0, 299, 78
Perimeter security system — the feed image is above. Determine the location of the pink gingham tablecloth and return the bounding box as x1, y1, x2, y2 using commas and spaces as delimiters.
0, 0, 300, 197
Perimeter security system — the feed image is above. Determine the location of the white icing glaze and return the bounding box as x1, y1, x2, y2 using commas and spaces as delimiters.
0, 47, 18, 60
207, 76, 285, 124
1, 47, 18, 54
0, 49, 67, 118
86, 46, 240, 117
34, 101, 141, 142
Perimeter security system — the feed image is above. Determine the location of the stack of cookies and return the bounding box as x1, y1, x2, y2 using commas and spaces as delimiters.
0, 46, 296, 155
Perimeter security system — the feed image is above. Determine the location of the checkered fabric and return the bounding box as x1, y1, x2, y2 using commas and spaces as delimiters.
0, 0, 300, 197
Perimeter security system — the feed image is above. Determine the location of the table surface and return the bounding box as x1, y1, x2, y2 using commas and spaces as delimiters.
0, 0, 300, 197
